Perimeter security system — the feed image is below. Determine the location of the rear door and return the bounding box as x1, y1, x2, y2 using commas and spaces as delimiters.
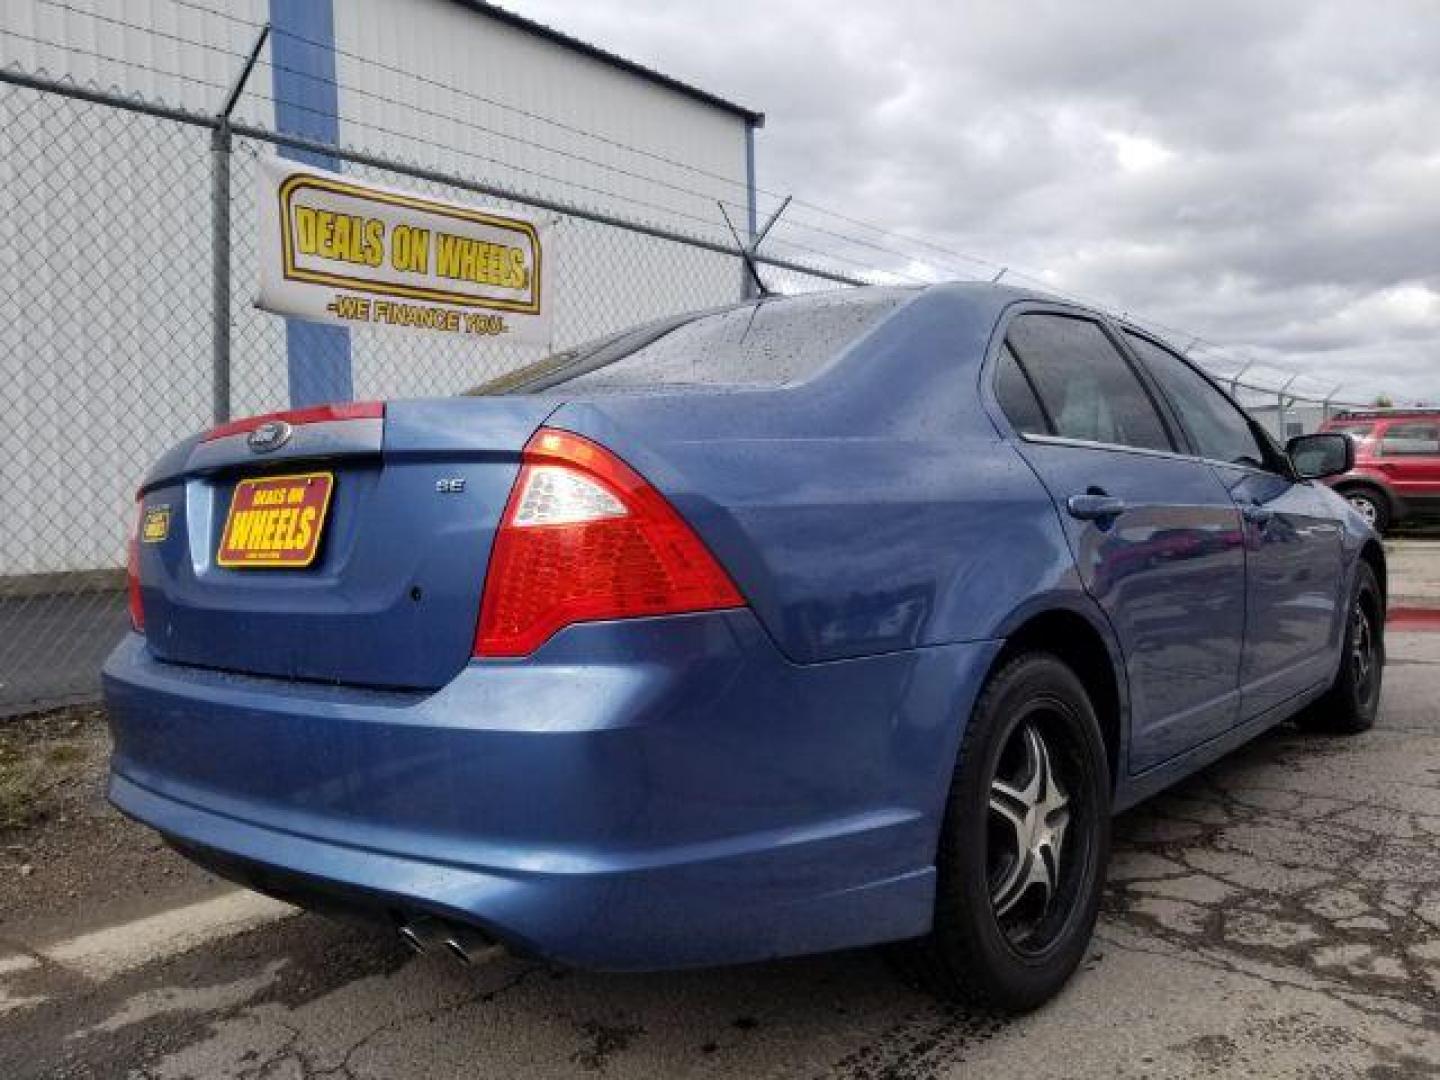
1122, 331, 1345, 719
1376, 421, 1440, 508
994, 310, 1247, 772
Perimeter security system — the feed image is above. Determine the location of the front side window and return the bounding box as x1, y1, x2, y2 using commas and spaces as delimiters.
1005, 314, 1173, 452
1123, 332, 1268, 469
1381, 422, 1440, 455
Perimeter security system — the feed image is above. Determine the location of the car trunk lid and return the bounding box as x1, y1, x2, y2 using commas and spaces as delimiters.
135, 398, 555, 689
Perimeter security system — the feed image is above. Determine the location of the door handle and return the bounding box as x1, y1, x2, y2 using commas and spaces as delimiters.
1241, 503, 1274, 524
1067, 493, 1126, 521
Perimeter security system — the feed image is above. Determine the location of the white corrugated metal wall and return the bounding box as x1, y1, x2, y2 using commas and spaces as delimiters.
0, 0, 754, 574
1, 0, 272, 577
335, 0, 753, 401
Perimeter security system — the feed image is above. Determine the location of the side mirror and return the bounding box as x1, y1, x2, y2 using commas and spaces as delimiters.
1286, 432, 1354, 480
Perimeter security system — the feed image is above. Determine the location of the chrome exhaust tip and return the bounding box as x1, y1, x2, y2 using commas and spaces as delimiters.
441, 937, 472, 965
398, 916, 498, 965
397, 916, 444, 955
440, 925, 501, 966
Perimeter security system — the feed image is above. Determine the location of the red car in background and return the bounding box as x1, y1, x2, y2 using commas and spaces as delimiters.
1319, 409, 1440, 531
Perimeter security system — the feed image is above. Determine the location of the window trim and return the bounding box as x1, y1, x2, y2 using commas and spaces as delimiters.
1116, 326, 1295, 479
980, 303, 1297, 481
1014, 426, 1299, 480
993, 307, 1182, 455
997, 341, 1056, 435
1018, 431, 1209, 464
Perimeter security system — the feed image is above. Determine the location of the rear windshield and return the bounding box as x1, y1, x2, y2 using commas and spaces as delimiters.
466, 288, 914, 395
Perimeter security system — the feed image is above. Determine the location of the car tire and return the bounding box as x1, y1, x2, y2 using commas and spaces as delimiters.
1295, 562, 1384, 735
892, 653, 1110, 1012
1341, 487, 1390, 533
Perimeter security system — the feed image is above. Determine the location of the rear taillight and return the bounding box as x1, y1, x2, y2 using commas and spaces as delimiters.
474, 428, 743, 657
127, 499, 145, 633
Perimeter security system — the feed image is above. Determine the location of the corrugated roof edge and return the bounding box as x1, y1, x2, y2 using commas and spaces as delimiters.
447, 0, 766, 127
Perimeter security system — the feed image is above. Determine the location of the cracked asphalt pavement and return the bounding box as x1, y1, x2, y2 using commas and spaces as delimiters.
4, 633, 1440, 1078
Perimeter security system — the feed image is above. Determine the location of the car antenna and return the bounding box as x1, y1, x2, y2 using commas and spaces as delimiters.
718, 195, 792, 301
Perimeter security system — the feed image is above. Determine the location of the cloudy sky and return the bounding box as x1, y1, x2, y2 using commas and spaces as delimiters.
506, 0, 1439, 404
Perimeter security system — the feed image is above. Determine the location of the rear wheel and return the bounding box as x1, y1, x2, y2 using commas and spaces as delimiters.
1341, 487, 1390, 532
895, 654, 1110, 1012
1296, 562, 1383, 735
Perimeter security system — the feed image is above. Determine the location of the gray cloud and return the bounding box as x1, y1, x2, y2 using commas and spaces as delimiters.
506, 0, 1440, 401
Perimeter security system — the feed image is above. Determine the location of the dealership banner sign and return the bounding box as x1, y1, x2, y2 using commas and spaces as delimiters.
258, 157, 553, 344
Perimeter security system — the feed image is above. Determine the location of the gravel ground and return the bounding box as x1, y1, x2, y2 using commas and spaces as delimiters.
0, 707, 227, 947
1, 634, 1439, 1078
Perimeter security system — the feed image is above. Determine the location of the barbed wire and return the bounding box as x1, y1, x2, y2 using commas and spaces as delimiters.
0, 25, 231, 96
154, 0, 784, 201
0, 28, 742, 237
27, 0, 959, 286
31, 1, 763, 212
1, 8, 1407, 404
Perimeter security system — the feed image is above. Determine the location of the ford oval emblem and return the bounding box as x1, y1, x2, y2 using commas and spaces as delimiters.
247, 420, 293, 454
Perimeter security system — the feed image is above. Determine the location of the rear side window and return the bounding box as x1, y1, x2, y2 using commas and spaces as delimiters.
1005, 314, 1173, 452
1381, 422, 1440, 455
993, 343, 1049, 435
524, 289, 912, 393
1124, 332, 1268, 469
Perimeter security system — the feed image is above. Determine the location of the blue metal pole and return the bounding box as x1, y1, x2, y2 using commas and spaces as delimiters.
268, 0, 353, 406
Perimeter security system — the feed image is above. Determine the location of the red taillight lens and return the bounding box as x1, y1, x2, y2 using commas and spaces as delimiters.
127, 500, 145, 633
474, 428, 743, 657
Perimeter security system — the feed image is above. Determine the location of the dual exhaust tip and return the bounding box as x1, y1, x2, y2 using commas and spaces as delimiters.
397, 916, 501, 966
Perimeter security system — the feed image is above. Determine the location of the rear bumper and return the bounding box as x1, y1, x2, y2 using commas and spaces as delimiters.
103, 615, 1000, 969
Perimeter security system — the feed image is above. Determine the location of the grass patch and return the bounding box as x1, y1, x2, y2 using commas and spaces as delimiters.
0, 707, 105, 832
45, 744, 86, 766
0, 732, 45, 830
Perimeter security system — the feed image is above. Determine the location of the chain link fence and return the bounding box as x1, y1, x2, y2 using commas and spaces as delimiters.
0, 70, 854, 715
0, 80, 216, 715
0, 63, 1380, 716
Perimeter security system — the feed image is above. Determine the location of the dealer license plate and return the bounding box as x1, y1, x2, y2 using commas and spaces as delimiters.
217, 472, 333, 569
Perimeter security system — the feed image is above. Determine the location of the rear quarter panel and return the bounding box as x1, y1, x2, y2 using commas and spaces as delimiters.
550, 284, 1086, 665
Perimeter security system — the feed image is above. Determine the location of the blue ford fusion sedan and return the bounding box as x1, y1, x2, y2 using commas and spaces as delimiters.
105, 284, 1384, 1011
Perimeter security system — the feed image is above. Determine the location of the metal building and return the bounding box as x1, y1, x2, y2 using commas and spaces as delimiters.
0, 0, 763, 578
